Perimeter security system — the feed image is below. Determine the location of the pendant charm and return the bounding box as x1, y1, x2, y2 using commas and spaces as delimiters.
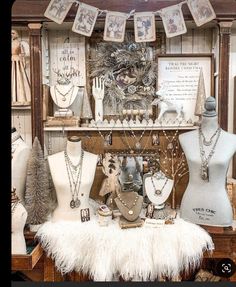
70, 199, 75, 209
135, 142, 141, 149
75, 198, 81, 208
128, 210, 134, 215
203, 139, 212, 146
201, 165, 209, 181
155, 189, 162, 195
62, 98, 66, 102
167, 142, 174, 150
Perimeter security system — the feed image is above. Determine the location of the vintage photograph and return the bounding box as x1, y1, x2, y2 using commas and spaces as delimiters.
187, 0, 216, 27
72, 3, 99, 37
134, 12, 156, 42
160, 4, 187, 38
44, 0, 73, 24
103, 12, 127, 42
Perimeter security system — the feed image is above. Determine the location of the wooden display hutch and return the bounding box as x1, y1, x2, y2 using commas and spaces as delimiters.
12, 0, 236, 282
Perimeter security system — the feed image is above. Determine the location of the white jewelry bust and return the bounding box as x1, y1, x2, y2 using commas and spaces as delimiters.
47, 136, 98, 222
11, 127, 31, 203
144, 171, 174, 209
50, 82, 79, 117
179, 97, 236, 227
11, 190, 27, 255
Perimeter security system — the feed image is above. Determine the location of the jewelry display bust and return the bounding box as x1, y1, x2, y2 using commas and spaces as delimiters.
11, 127, 31, 203
11, 188, 27, 255
50, 82, 79, 117
144, 170, 174, 209
179, 97, 236, 226
114, 175, 143, 225
47, 136, 98, 222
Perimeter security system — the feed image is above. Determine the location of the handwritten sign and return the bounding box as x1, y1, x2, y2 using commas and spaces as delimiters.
157, 56, 212, 121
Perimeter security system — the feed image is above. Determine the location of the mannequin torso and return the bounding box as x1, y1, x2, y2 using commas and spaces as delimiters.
12, 131, 31, 203
179, 115, 236, 226
11, 198, 27, 254
48, 137, 98, 222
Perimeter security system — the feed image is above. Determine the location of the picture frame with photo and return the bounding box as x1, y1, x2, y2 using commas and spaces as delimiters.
44, 0, 73, 25
187, 0, 216, 27
134, 12, 156, 43
72, 3, 99, 37
160, 4, 187, 38
103, 11, 127, 43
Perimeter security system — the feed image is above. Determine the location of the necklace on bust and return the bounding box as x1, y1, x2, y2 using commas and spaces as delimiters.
150, 173, 168, 196
54, 84, 74, 109
64, 150, 84, 209
116, 191, 139, 215
199, 126, 221, 146
198, 127, 221, 181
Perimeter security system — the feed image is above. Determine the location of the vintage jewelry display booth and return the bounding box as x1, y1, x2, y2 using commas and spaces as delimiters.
11, 0, 236, 282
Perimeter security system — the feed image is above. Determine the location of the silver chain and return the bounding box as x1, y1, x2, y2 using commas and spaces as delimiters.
199, 126, 220, 146
150, 175, 168, 196
198, 127, 221, 181
64, 150, 84, 208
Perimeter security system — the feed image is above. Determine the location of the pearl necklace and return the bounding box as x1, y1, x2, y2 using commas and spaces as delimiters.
116, 191, 139, 215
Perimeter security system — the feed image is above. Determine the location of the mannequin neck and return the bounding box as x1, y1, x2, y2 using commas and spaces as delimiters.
200, 115, 219, 133
66, 137, 82, 157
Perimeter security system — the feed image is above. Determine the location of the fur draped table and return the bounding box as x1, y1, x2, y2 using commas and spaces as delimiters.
36, 218, 214, 281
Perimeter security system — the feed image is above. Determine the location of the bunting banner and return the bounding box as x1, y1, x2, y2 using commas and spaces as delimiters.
44, 0, 216, 41
160, 3, 187, 38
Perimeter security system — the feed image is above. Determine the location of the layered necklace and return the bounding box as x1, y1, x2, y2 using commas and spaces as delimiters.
116, 191, 139, 215
54, 84, 74, 110
64, 150, 84, 208
198, 126, 221, 181
150, 171, 168, 196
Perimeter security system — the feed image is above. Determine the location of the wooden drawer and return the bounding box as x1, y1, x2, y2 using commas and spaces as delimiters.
12, 235, 43, 271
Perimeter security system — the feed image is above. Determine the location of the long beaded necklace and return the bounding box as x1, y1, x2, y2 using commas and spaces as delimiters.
127, 121, 148, 150
64, 150, 84, 208
150, 172, 168, 196
198, 127, 221, 181
162, 129, 179, 150
116, 191, 139, 215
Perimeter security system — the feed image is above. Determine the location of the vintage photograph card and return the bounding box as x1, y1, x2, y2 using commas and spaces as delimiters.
103, 11, 127, 42
160, 4, 187, 38
134, 12, 156, 43
187, 0, 216, 27
72, 3, 99, 37
44, 0, 73, 24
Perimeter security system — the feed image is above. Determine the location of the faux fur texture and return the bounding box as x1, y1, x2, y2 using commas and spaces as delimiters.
36, 218, 214, 281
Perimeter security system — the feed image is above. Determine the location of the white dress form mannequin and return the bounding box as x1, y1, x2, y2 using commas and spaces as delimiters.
11, 128, 31, 203
50, 83, 79, 117
11, 198, 28, 254
47, 136, 98, 222
179, 97, 236, 226
144, 171, 174, 209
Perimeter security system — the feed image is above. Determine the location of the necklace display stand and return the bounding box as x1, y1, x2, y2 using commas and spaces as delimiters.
144, 171, 174, 219
50, 83, 79, 117
114, 178, 144, 228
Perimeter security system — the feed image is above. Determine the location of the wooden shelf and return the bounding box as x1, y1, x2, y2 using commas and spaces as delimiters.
12, 243, 43, 271
44, 126, 197, 132
12, 106, 31, 110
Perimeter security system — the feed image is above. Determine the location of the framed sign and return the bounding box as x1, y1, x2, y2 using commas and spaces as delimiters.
156, 54, 214, 123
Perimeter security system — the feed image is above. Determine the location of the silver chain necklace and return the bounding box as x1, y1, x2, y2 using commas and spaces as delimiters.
150, 173, 168, 196
55, 84, 74, 102
64, 150, 84, 208
199, 126, 220, 146
198, 127, 221, 181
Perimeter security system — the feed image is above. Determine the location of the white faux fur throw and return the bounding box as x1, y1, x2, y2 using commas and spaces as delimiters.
36, 218, 214, 281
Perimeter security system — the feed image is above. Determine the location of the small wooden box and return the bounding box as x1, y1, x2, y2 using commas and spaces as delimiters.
12, 233, 43, 271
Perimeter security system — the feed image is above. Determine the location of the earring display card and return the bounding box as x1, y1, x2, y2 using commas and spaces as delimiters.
80, 208, 90, 222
